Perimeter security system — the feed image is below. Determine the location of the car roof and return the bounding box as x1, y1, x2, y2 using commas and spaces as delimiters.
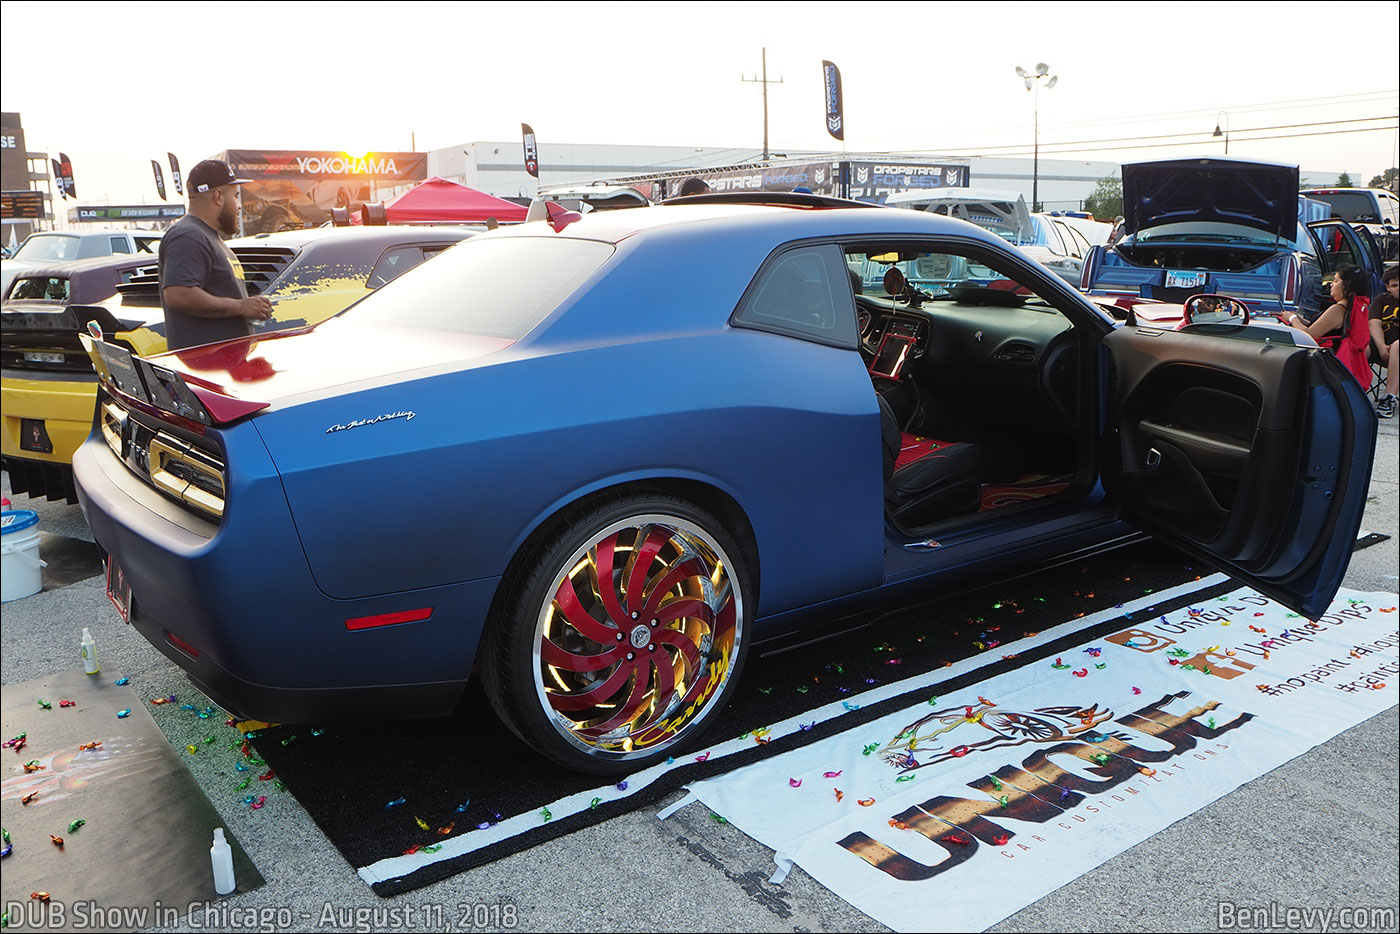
490, 201, 1006, 248
228, 225, 477, 250
5, 252, 159, 279
22, 228, 162, 239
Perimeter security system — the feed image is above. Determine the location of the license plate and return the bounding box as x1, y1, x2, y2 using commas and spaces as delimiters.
1164, 270, 1207, 289
106, 557, 132, 623
23, 351, 65, 364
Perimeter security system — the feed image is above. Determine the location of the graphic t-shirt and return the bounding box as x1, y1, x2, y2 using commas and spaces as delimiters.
1370, 291, 1398, 346
158, 215, 251, 350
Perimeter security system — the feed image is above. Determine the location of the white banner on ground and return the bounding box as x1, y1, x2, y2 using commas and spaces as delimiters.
686, 588, 1399, 933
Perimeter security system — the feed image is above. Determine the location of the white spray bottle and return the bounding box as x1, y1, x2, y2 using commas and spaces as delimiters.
211, 828, 235, 895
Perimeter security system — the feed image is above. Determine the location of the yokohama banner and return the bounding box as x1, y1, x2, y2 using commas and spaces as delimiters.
686, 587, 1398, 933
217, 149, 427, 232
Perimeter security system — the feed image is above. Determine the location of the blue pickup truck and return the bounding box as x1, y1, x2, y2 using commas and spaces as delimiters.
1081, 157, 1385, 319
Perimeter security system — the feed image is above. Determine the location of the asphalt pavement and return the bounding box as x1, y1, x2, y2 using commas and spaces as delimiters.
1, 415, 1395, 934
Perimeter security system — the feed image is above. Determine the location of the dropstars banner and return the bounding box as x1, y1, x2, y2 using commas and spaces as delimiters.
57, 153, 76, 198
521, 123, 539, 178
822, 60, 844, 141
52, 159, 66, 199
168, 152, 183, 196
151, 160, 167, 201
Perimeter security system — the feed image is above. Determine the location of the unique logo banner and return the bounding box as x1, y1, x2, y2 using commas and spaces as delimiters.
521, 124, 539, 178
151, 160, 166, 201
687, 587, 1398, 933
51, 159, 66, 199
168, 152, 183, 196
822, 60, 844, 141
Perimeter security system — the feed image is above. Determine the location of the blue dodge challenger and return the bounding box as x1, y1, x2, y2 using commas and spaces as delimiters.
73, 193, 1376, 774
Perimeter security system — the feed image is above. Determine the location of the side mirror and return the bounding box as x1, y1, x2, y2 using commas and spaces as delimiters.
1182, 294, 1250, 326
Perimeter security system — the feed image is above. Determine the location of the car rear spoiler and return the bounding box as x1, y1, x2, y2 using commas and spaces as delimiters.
79, 328, 269, 428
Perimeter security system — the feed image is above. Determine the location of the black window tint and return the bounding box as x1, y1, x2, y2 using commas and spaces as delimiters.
110, 237, 132, 254
735, 244, 858, 348
367, 246, 426, 289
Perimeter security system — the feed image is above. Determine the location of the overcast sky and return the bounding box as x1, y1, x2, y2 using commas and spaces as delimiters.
3, 0, 1396, 203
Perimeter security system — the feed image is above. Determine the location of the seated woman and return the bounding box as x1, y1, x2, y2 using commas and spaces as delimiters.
1280, 264, 1374, 388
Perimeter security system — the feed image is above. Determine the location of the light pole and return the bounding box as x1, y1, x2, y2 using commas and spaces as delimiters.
1213, 111, 1229, 154
1015, 63, 1056, 212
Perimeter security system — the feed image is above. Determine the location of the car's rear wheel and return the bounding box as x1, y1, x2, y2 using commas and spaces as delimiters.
481, 492, 751, 775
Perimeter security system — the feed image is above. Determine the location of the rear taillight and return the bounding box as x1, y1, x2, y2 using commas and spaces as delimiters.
148, 435, 227, 518
1282, 255, 1300, 305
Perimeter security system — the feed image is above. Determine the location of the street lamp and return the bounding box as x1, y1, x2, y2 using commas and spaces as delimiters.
1212, 111, 1229, 154
1015, 63, 1057, 212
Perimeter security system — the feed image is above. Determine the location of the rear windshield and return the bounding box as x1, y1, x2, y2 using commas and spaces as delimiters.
1308, 192, 1379, 223
13, 235, 81, 262
342, 237, 614, 339
8, 276, 69, 302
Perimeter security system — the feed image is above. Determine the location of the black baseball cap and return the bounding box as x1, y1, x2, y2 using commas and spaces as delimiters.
186, 159, 252, 194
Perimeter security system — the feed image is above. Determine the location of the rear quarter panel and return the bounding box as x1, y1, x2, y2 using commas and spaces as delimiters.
253, 226, 886, 622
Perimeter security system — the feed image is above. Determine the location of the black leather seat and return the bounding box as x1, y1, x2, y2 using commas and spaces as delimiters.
879, 395, 982, 527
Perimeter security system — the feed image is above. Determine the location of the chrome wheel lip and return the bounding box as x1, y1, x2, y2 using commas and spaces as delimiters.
530, 513, 744, 762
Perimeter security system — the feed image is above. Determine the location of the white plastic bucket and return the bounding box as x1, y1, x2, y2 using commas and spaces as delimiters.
1, 509, 47, 602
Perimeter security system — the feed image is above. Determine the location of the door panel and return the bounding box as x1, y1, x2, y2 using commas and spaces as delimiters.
1105, 325, 1375, 618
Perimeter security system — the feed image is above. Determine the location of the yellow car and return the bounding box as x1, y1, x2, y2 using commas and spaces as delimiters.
2, 226, 473, 501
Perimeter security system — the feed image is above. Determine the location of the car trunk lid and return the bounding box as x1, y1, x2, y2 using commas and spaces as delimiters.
1122, 157, 1298, 239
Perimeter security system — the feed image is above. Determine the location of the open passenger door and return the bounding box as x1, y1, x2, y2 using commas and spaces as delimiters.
1103, 324, 1376, 618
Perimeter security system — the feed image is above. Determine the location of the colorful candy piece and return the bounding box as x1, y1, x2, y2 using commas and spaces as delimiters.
823, 771, 843, 779
67, 819, 86, 833
50, 835, 64, 847
414, 817, 430, 831
21, 793, 38, 805
385, 797, 405, 808
789, 778, 802, 788
857, 798, 876, 807
116, 709, 131, 718
59, 700, 76, 708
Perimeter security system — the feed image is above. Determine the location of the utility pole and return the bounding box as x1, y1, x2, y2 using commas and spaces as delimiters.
742, 47, 784, 161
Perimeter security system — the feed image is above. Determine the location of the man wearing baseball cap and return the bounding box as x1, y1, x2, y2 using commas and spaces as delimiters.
158, 158, 272, 350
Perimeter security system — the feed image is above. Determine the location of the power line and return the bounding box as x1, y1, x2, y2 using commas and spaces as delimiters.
963, 124, 1396, 160
907, 115, 1395, 156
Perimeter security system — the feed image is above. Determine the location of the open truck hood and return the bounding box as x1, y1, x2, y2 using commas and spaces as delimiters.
1122, 157, 1299, 239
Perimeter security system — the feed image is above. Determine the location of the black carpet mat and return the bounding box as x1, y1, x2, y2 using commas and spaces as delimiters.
248, 535, 1386, 896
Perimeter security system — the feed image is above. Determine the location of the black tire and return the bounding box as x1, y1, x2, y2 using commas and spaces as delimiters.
480, 491, 752, 775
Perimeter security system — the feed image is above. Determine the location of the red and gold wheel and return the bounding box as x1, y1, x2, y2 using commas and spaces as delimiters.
483, 494, 751, 774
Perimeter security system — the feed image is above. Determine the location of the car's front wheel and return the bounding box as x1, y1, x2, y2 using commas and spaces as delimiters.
481, 493, 751, 775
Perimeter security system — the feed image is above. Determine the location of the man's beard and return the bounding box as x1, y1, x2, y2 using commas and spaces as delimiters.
219, 197, 240, 235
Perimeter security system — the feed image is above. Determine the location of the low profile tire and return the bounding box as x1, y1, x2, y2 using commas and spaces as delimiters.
481, 492, 752, 775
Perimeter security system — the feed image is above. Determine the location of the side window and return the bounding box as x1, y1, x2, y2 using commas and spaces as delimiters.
1057, 221, 1090, 258
367, 246, 426, 289
1380, 194, 1399, 227
1313, 223, 1358, 271
110, 236, 132, 254
734, 244, 858, 348
10, 277, 69, 301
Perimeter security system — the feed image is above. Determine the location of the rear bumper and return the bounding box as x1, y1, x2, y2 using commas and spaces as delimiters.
73, 431, 499, 724
1, 372, 98, 500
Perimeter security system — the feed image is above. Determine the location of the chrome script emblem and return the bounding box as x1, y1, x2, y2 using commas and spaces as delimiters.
325, 410, 416, 434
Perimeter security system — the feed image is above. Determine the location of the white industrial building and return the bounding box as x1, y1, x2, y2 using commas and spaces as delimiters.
425, 139, 1123, 212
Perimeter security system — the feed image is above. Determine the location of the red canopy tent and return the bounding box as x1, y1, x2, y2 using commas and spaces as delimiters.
384, 176, 528, 224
